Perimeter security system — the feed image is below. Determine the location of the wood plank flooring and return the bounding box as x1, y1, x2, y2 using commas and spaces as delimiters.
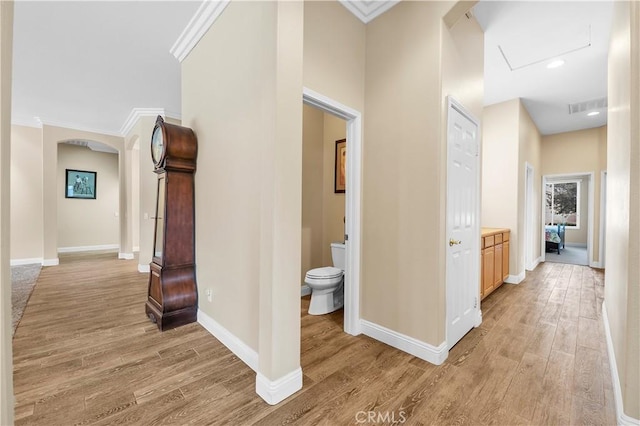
13, 253, 616, 425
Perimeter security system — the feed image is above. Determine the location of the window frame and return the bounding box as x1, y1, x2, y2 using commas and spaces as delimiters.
545, 179, 581, 229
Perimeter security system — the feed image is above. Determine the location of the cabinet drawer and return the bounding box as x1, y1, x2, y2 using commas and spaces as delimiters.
484, 235, 495, 247
495, 233, 503, 244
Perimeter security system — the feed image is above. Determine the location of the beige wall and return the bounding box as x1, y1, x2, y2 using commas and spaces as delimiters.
124, 116, 156, 267
302, 105, 324, 282
301, 105, 347, 284
363, 1, 483, 345
604, 1, 639, 420
322, 113, 346, 264
183, 0, 304, 382
0, 2, 13, 423
11, 125, 43, 261
56, 144, 119, 249
483, 99, 542, 277
542, 126, 607, 262
303, 0, 366, 113
518, 102, 542, 268
482, 99, 520, 273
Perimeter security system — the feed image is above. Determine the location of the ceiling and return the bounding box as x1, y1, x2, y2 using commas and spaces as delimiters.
473, 1, 614, 135
11, 1, 613, 138
12, 1, 200, 136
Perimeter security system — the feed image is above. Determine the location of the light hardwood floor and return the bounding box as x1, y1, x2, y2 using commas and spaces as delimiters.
13, 252, 616, 425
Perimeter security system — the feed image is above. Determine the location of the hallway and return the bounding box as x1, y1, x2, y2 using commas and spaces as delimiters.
12, 253, 615, 425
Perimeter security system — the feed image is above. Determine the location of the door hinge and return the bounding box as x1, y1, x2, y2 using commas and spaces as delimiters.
474, 297, 478, 309
344, 234, 349, 241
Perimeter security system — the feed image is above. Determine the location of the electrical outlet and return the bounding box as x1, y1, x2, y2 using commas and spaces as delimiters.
206, 289, 212, 302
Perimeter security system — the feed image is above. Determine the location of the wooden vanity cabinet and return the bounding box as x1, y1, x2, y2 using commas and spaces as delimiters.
480, 228, 510, 300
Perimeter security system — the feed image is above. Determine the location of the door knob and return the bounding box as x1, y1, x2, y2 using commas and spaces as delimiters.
449, 238, 462, 247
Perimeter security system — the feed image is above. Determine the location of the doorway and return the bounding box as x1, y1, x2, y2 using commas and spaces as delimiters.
302, 88, 362, 336
525, 163, 537, 270
542, 172, 595, 266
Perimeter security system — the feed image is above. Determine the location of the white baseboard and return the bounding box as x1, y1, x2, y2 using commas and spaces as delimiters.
138, 264, 150, 273
197, 309, 258, 372
590, 261, 604, 269
505, 271, 526, 284
43, 258, 59, 267
58, 244, 119, 253
10, 257, 43, 266
360, 319, 448, 365
255, 367, 303, 405
118, 252, 134, 260
602, 302, 640, 426
475, 308, 483, 328
300, 284, 311, 297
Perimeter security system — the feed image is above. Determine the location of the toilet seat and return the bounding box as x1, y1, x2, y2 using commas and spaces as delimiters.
305, 267, 342, 280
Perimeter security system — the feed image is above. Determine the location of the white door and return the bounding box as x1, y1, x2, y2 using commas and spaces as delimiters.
446, 98, 480, 349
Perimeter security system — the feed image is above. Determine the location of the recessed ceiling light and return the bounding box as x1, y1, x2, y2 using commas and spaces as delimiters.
587, 111, 600, 116
547, 59, 565, 69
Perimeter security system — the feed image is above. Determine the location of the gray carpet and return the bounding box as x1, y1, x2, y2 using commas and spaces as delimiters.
11, 264, 42, 335
545, 245, 588, 266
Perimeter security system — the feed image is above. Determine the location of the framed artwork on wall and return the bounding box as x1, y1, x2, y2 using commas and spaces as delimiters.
334, 139, 346, 193
65, 169, 97, 199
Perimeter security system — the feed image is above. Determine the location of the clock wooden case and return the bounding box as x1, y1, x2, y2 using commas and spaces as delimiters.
145, 115, 198, 331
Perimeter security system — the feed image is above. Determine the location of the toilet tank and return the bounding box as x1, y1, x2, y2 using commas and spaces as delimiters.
330, 243, 346, 270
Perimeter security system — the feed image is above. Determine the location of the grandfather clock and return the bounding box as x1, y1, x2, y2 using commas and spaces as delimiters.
145, 115, 198, 331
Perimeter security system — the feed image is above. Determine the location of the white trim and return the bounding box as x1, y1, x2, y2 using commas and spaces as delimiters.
57, 244, 119, 253
170, 0, 231, 63
38, 117, 122, 138
303, 87, 362, 337
138, 264, 150, 273
599, 171, 607, 269
525, 162, 536, 271
119, 108, 165, 137
602, 302, 640, 426
10, 258, 44, 266
361, 320, 448, 365
338, 0, 400, 24
133, 246, 140, 253
43, 258, 59, 267
197, 309, 259, 372
505, 271, 526, 284
300, 284, 311, 297
118, 252, 134, 260
255, 368, 303, 406
531, 256, 543, 270
590, 261, 604, 269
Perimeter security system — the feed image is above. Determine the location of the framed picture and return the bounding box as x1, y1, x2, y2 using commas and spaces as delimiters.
65, 169, 97, 199
334, 139, 346, 193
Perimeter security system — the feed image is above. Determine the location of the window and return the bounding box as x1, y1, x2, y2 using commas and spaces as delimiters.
546, 180, 580, 228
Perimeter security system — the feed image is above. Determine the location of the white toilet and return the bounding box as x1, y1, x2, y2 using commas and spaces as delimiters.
305, 242, 345, 315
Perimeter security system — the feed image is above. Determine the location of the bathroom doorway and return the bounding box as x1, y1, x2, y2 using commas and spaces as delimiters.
301, 88, 362, 336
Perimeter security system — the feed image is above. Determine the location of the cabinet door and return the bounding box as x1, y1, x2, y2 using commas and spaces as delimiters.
483, 246, 495, 296
494, 243, 503, 287
503, 239, 510, 281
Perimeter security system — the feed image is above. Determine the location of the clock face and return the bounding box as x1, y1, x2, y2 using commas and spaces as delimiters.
151, 126, 164, 164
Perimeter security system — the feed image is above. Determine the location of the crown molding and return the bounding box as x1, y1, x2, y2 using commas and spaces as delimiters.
339, 0, 400, 24
39, 118, 122, 138
119, 107, 165, 137
170, 0, 231, 63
